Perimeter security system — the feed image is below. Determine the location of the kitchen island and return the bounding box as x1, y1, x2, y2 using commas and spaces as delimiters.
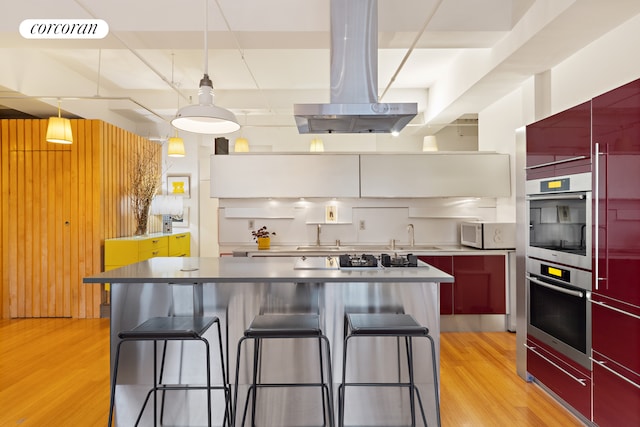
84, 256, 453, 426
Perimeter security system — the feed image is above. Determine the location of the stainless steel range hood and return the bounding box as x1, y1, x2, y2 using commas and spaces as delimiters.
294, 0, 417, 134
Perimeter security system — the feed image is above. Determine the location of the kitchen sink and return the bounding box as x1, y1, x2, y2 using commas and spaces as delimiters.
296, 246, 341, 251
391, 245, 441, 251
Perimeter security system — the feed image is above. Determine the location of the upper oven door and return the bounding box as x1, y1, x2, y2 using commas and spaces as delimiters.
526, 172, 592, 271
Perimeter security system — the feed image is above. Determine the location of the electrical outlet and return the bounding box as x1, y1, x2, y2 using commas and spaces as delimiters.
248, 219, 254, 229
359, 220, 365, 230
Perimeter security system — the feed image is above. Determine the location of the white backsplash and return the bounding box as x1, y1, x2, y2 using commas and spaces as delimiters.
218, 197, 499, 246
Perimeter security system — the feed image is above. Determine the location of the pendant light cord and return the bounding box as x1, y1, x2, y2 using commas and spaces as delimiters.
203, 0, 209, 77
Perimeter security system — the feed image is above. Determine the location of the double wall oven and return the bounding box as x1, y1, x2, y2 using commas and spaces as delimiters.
526, 172, 592, 369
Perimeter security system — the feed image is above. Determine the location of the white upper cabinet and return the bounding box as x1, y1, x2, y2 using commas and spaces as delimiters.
211, 153, 511, 199
360, 153, 511, 198
210, 154, 360, 198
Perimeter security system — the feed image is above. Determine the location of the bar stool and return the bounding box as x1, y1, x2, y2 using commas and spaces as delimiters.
233, 313, 334, 427
338, 313, 441, 427
108, 316, 231, 427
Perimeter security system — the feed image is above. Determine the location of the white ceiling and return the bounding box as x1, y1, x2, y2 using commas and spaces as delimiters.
1, 0, 639, 138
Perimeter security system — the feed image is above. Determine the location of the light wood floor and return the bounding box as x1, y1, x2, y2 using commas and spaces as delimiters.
0, 319, 585, 426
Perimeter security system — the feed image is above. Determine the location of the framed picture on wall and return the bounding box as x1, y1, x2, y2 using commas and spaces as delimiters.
172, 207, 189, 228
167, 175, 190, 198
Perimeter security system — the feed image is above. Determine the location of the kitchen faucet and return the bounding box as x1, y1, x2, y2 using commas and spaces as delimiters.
316, 224, 322, 246
407, 223, 415, 247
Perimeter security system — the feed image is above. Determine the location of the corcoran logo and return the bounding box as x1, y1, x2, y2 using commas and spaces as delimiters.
19, 19, 109, 39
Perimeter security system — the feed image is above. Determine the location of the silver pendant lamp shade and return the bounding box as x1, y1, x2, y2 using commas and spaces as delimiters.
170, 0, 240, 135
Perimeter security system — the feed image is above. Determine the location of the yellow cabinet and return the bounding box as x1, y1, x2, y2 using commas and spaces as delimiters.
104, 232, 190, 270
168, 233, 191, 257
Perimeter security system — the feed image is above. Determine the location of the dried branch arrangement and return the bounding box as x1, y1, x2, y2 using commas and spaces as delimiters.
129, 144, 161, 235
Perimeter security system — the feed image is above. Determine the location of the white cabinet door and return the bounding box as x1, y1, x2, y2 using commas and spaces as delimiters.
211, 154, 360, 198
360, 153, 511, 197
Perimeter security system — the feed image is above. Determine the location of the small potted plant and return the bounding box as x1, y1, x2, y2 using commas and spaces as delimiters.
251, 226, 276, 250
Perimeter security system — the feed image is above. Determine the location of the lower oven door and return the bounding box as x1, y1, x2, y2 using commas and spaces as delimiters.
526, 259, 592, 369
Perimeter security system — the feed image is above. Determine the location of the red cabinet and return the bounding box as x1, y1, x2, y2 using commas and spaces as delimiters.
526, 336, 591, 418
452, 255, 505, 314
592, 352, 640, 427
419, 255, 454, 314
592, 78, 640, 307
418, 254, 506, 315
591, 293, 640, 426
590, 78, 640, 427
526, 101, 592, 180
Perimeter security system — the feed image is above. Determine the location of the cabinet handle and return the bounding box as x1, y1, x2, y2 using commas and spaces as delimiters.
176, 235, 185, 239
152, 251, 159, 256
591, 357, 640, 390
594, 142, 607, 290
589, 299, 640, 321
525, 155, 588, 170
524, 344, 587, 386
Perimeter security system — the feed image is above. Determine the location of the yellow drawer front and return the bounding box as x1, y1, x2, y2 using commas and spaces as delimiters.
169, 233, 190, 256
139, 246, 169, 261
139, 236, 168, 253
104, 240, 139, 266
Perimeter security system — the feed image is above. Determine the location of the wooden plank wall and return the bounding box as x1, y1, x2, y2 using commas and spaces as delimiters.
0, 119, 160, 318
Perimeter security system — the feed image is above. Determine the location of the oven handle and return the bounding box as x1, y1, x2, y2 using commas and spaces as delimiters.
525, 344, 588, 386
524, 155, 588, 169
525, 194, 586, 201
526, 275, 584, 298
591, 357, 640, 391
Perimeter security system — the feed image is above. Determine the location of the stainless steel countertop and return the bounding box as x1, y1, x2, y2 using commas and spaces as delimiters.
84, 256, 455, 284
224, 244, 514, 257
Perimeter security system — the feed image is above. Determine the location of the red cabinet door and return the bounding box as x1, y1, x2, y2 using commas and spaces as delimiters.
592, 351, 640, 427
592, 78, 640, 307
591, 293, 640, 374
526, 101, 592, 180
418, 255, 453, 315
526, 337, 591, 419
452, 255, 506, 314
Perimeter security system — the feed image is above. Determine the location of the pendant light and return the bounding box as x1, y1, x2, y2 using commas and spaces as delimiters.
167, 131, 186, 157
422, 135, 438, 152
171, 0, 240, 135
234, 137, 249, 152
309, 138, 324, 152
46, 100, 73, 144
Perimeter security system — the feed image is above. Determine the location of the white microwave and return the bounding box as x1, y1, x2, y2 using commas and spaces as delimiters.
460, 221, 516, 249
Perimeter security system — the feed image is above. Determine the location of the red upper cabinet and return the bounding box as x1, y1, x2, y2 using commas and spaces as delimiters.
592, 78, 640, 307
526, 101, 592, 180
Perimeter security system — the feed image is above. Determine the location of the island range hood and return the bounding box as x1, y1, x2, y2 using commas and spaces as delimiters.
294, 0, 417, 134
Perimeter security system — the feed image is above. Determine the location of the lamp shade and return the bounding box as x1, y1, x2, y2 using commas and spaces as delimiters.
171, 75, 240, 135
150, 195, 184, 216
46, 116, 73, 144
422, 135, 438, 152
310, 138, 324, 152
167, 136, 186, 157
234, 137, 249, 152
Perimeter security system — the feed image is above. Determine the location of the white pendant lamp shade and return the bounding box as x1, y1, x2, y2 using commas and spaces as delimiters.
171, 76, 240, 134
234, 137, 249, 152
167, 135, 186, 157
310, 138, 324, 152
46, 102, 73, 144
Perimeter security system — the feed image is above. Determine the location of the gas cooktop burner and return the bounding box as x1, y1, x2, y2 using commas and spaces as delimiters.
339, 254, 378, 268
381, 253, 419, 267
